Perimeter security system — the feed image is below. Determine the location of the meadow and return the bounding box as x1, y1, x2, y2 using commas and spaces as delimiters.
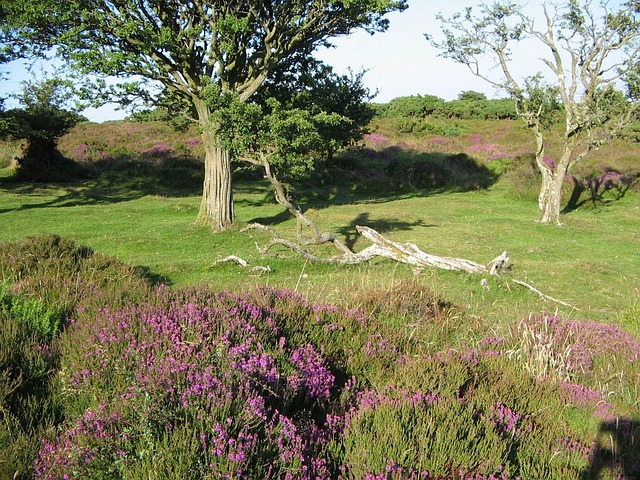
0, 117, 639, 479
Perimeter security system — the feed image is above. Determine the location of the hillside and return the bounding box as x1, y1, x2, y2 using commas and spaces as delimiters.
1, 116, 640, 479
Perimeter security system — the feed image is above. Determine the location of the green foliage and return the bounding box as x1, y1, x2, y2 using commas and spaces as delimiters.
258, 54, 376, 160
383, 94, 447, 118
209, 93, 347, 178
0, 284, 64, 339
376, 93, 518, 136
518, 74, 563, 129
8, 0, 407, 120
0, 78, 88, 181
0, 78, 84, 147
0, 286, 63, 480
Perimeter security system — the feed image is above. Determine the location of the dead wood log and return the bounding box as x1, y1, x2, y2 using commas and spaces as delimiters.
236, 152, 575, 309
242, 223, 576, 309
354, 226, 510, 274
211, 255, 271, 274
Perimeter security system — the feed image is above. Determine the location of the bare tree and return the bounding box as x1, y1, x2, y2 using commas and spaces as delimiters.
429, 1, 640, 224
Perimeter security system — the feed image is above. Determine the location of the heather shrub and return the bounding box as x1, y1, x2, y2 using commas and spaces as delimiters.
0, 234, 154, 312
343, 391, 513, 478
44, 286, 372, 479
0, 235, 156, 479
0, 293, 63, 480
505, 314, 640, 384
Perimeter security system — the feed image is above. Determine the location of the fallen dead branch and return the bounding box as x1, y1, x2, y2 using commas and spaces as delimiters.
235, 150, 576, 309
211, 255, 271, 274
242, 223, 577, 310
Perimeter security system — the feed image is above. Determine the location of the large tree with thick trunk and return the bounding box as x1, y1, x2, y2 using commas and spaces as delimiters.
428, 1, 640, 225
4, 0, 406, 231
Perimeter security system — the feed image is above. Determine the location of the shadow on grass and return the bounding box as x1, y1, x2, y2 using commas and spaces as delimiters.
1, 146, 499, 221
133, 265, 173, 286
245, 147, 499, 227
338, 212, 436, 250
582, 417, 640, 479
0, 153, 205, 214
564, 169, 640, 214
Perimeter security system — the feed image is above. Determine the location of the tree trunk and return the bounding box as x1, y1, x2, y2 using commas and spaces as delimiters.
537, 158, 568, 225
194, 99, 234, 232
196, 134, 234, 231
538, 174, 563, 224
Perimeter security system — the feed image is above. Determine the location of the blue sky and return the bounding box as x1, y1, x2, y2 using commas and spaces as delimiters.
1, 1, 534, 123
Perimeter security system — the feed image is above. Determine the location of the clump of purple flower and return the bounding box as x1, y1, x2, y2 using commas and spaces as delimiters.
38, 286, 365, 479
142, 143, 173, 158
364, 133, 391, 149
512, 314, 640, 378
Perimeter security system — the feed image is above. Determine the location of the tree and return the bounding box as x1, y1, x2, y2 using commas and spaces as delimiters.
257, 51, 376, 163
6, 0, 407, 231
428, 1, 640, 224
0, 78, 86, 180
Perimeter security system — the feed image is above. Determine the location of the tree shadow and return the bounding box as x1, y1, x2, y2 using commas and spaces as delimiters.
133, 265, 173, 286
564, 169, 640, 214
0, 152, 205, 214
337, 212, 436, 250
582, 417, 640, 479
244, 146, 499, 228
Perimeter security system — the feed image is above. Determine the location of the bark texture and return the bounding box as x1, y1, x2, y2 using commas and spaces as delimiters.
197, 136, 234, 232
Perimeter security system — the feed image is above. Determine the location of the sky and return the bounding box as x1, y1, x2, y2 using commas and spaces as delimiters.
1, 0, 540, 123
315, 1, 503, 104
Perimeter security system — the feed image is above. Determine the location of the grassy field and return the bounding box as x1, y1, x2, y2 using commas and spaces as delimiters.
1, 117, 640, 479
1, 118, 639, 326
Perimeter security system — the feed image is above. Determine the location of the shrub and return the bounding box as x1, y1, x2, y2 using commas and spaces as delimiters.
0, 284, 64, 340
0, 288, 63, 480
0, 234, 154, 313
40, 287, 367, 478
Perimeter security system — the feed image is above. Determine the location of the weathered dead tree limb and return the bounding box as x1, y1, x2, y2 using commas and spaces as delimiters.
243, 223, 577, 309
242, 153, 353, 256
511, 279, 577, 309
211, 255, 272, 274
354, 226, 510, 274
237, 152, 575, 309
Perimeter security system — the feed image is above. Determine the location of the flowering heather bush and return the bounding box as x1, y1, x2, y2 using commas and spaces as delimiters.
71, 143, 90, 161
543, 155, 556, 171
559, 383, 614, 418
142, 143, 173, 158
364, 133, 391, 150
507, 314, 640, 382
39, 286, 376, 478
185, 136, 203, 149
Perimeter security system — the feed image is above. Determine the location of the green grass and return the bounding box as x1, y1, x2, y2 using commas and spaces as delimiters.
2, 118, 640, 479
1, 117, 639, 328
1, 168, 638, 329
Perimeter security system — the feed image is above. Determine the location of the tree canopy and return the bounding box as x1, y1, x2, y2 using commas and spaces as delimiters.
0, 78, 87, 181
4, 0, 407, 230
